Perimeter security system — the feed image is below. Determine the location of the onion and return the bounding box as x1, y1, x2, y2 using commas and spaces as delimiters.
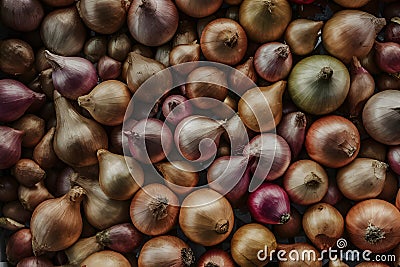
254, 42, 292, 82
377, 73, 400, 91
346, 199, 400, 253
200, 18, 247, 66
18, 181, 54, 211
84, 36, 108, 63
128, 0, 179, 46
337, 158, 388, 201
81, 251, 130, 267
77, 0, 129, 34
173, 19, 197, 47
284, 19, 323, 56
284, 160, 329, 205
175, 0, 223, 18
239, 80, 286, 133
305, 115, 360, 168
276, 111, 306, 159
248, 183, 291, 225
385, 17, 400, 44
108, 33, 131, 62
229, 57, 258, 95
40, 7, 86, 56
33, 127, 59, 169
0, 176, 18, 202
322, 10, 386, 63
169, 42, 201, 71
179, 188, 234, 246
12, 159, 45, 187
388, 145, 400, 175
0, 0, 44, 32
244, 133, 291, 181
198, 249, 235, 267
0, 39, 34, 76
288, 55, 350, 115
2, 201, 32, 224
273, 206, 302, 239
303, 203, 344, 250
125, 118, 172, 164
0, 126, 24, 169
12, 114, 45, 148
362, 90, 400, 145
174, 115, 226, 162
374, 41, 400, 74
130, 184, 179, 236
138, 236, 195, 267
16, 257, 54, 267
378, 171, 398, 201
345, 57, 375, 117
45, 50, 98, 100
360, 49, 381, 75
239, 0, 292, 43
322, 178, 343, 206
6, 229, 33, 264
96, 223, 143, 254
162, 95, 193, 126
231, 223, 277, 266
97, 56, 122, 81
358, 138, 387, 162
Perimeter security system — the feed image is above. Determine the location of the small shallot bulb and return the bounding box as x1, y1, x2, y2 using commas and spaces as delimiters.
197, 249, 235, 267
84, 36, 108, 63
254, 42, 293, 82
336, 158, 388, 201
78, 80, 131, 126
285, 19, 324, 56
156, 161, 199, 195
138, 236, 195, 267
0, 0, 44, 32
229, 57, 257, 94
12, 114, 45, 148
175, 0, 223, 18
130, 184, 179, 236
302, 203, 344, 250
346, 199, 400, 253
276, 111, 307, 158
0, 126, 24, 169
162, 95, 193, 126
388, 145, 400, 175
0, 39, 34, 75
200, 18, 248, 66
33, 127, 58, 169
97, 56, 122, 81
30, 186, 86, 255
81, 250, 131, 267
108, 33, 132, 62
12, 159, 45, 187
231, 223, 277, 266
6, 229, 33, 264
283, 160, 329, 206
0, 176, 18, 202
239, 80, 286, 132
374, 41, 400, 74
179, 188, 234, 246
169, 42, 201, 70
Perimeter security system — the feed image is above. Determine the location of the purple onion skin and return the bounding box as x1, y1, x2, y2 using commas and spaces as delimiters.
16, 256, 54, 267
277, 112, 306, 159
6, 229, 33, 264
0, 79, 45, 122
385, 20, 400, 44
0, 0, 44, 32
45, 50, 98, 100
0, 126, 24, 169
162, 95, 193, 125
388, 145, 400, 175
225, 166, 251, 207
97, 223, 143, 253
248, 183, 291, 225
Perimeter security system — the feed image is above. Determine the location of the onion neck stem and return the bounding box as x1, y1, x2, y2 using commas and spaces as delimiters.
95, 230, 110, 246
338, 132, 357, 157
68, 186, 86, 202
276, 46, 289, 59
304, 172, 322, 188
224, 33, 239, 49
149, 196, 169, 220
181, 248, 195, 267
365, 222, 385, 244
295, 112, 306, 128
318, 67, 333, 80
215, 219, 229, 234
140, 0, 155, 12
263, 0, 273, 13
280, 213, 291, 224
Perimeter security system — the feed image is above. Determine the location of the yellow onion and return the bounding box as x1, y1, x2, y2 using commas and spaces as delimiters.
175, 0, 223, 18
284, 19, 323, 56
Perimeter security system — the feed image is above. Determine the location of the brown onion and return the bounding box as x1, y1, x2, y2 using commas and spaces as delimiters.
40, 7, 86, 56
0, 39, 34, 75
84, 36, 108, 63
81, 251, 130, 267
138, 236, 195, 267
200, 18, 247, 66
33, 127, 58, 169
360, 49, 381, 75
305, 115, 360, 168
96, 223, 143, 253
229, 57, 257, 94
303, 203, 344, 250
388, 145, 400, 175
378, 171, 398, 201
284, 19, 323, 56
175, 0, 223, 18
77, 0, 129, 34
254, 42, 292, 82
322, 10, 386, 63
197, 249, 235, 267
358, 138, 387, 162
128, 0, 179, 46
180, 188, 234, 246
362, 90, 400, 145
276, 111, 306, 158
6, 229, 33, 264
130, 184, 179, 236
108, 33, 132, 62
18, 181, 54, 211
173, 20, 197, 47
156, 161, 199, 195
12, 159, 45, 187
0, 0, 44, 32
346, 199, 400, 253
12, 114, 45, 148
239, 0, 292, 43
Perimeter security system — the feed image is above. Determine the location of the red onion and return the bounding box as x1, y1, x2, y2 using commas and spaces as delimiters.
125, 118, 173, 164
224, 114, 250, 155
276, 111, 306, 159
254, 42, 293, 82
0, 0, 44, 32
374, 41, 400, 73
388, 145, 400, 175
45, 50, 98, 100
322, 178, 343, 206
127, 0, 179, 46
243, 133, 291, 181
385, 18, 400, 44
6, 229, 33, 264
174, 115, 226, 162
0, 79, 45, 122
0, 176, 18, 202
207, 156, 250, 205
162, 95, 193, 125
16, 256, 54, 267
197, 249, 236, 267
96, 223, 143, 253
248, 183, 291, 225
0, 126, 24, 169
97, 56, 122, 81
